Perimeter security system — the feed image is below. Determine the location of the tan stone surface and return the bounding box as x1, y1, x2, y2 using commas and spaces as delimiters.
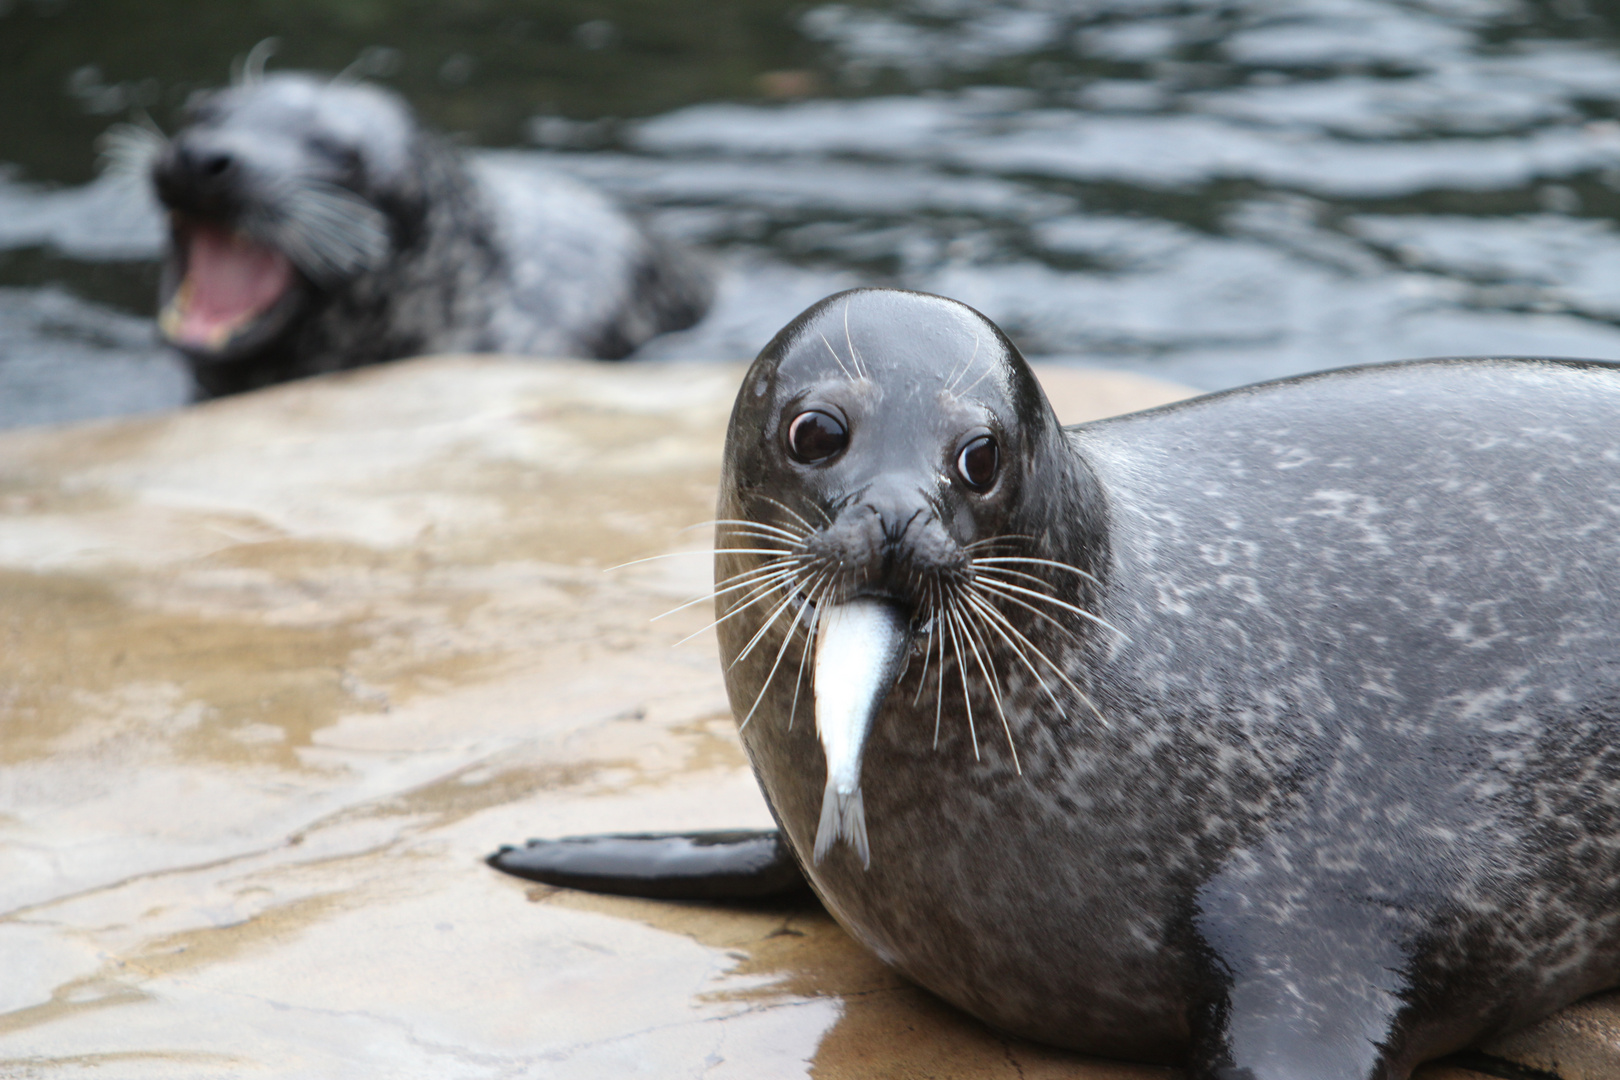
1478, 992, 1620, 1080
0, 355, 1541, 1079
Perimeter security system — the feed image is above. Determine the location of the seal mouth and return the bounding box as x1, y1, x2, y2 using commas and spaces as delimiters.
159, 214, 303, 359
717, 502, 1116, 870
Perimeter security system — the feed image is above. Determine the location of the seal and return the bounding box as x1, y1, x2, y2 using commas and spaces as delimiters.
495, 287, 1620, 1080
120, 68, 711, 397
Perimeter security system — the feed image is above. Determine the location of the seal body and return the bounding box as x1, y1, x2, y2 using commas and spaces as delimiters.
144, 72, 711, 397
714, 287, 1620, 1080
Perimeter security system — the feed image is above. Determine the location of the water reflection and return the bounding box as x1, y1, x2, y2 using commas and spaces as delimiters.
6, 0, 1620, 425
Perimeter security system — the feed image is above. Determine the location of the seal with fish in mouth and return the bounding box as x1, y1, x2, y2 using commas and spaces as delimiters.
114, 66, 711, 398
495, 288, 1620, 1079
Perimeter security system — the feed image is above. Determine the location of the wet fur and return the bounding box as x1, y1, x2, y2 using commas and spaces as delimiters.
714, 288, 1620, 1080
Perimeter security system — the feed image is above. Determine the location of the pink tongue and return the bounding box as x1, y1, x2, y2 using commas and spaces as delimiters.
171, 225, 294, 348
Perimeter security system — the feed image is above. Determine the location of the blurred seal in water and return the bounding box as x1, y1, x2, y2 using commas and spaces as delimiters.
499, 288, 1620, 1080
110, 66, 710, 397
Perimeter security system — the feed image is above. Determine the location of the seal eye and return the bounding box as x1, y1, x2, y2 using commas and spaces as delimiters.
957, 435, 998, 491
787, 410, 848, 464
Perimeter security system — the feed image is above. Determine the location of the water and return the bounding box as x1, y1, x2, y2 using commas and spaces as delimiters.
8, 0, 1620, 427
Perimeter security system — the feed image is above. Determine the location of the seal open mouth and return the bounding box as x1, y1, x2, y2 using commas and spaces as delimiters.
159, 217, 299, 355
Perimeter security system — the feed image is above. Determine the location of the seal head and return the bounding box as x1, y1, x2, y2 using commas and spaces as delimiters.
717, 288, 1109, 862
150, 74, 399, 372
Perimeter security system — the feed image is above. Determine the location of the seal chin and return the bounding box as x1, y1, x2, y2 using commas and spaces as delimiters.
158, 215, 306, 361
811, 597, 912, 868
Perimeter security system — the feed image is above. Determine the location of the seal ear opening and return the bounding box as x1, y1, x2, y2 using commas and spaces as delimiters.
812, 598, 911, 869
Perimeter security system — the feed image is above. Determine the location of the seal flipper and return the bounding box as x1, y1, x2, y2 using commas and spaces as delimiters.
486, 829, 809, 900
1191, 862, 1415, 1080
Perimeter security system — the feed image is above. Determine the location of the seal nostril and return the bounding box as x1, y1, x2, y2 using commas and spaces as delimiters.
199, 152, 234, 178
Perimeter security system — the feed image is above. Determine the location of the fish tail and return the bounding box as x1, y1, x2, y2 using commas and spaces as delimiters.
813, 781, 870, 868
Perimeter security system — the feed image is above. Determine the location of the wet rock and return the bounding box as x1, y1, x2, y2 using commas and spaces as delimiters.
1479, 993, 1620, 1080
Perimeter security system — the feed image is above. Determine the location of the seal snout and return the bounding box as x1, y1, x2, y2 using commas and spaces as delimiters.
154, 133, 247, 217
806, 486, 966, 608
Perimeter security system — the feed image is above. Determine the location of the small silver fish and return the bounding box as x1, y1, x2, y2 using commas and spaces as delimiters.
812, 598, 911, 867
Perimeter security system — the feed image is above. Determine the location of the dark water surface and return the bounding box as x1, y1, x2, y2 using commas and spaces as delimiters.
8, 0, 1620, 426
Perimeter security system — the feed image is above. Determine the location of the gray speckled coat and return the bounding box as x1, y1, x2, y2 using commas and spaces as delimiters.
716, 288, 1620, 1080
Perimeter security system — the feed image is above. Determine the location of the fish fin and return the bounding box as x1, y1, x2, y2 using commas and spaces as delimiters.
814, 782, 871, 868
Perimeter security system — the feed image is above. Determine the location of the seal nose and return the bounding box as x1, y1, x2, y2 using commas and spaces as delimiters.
192, 148, 236, 179
154, 134, 243, 213
175, 138, 237, 184
808, 477, 963, 601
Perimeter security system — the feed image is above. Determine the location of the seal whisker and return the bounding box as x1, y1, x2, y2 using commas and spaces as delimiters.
945, 327, 981, 394
786, 579, 829, 732
818, 330, 857, 382
942, 601, 981, 761
972, 556, 1102, 587
719, 554, 809, 591
699, 519, 810, 542
605, 547, 796, 572
956, 598, 1021, 772
970, 579, 1091, 652
964, 534, 1036, 552
958, 359, 997, 399
685, 519, 799, 536
965, 588, 1107, 726
974, 577, 1128, 640
978, 592, 1108, 727
913, 579, 938, 707
962, 590, 1064, 711
233, 37, 279, 86
753, 493, 831, 530
731, 574, 820, 669
711, 529, 808, 549
696, 578, 796, 649
970, 566, 1110, 630
971, 578, 1096, 644
676, 573, 803, 648
932, 586, 949, 747
842, 299, 868, 379
739, 576, 824, 731
270, 180, 391, 284
970, 564, 1075, 595
97, 120, 168, 179
711, 556, 809, 590
653, 562, 806, 622
696, 572, 795, 628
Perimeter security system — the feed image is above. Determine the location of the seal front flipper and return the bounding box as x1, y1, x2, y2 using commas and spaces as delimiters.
1191, 865, 1415, 1080
486, 829, 809, 900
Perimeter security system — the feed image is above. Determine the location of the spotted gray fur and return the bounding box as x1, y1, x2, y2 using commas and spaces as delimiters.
715, 287, 1620, 1080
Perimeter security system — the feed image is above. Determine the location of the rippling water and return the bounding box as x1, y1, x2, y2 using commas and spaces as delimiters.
7, 0, 1620, 426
